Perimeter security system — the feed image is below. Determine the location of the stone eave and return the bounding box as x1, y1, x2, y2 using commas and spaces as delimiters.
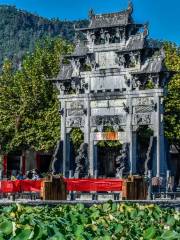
116, 47, 144, 54
50, 78, 72, 82
131, 69, 168, 75
75, 23, 143, 32
66, 52, 91, 58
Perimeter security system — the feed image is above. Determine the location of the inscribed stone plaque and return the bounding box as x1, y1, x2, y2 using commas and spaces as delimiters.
96, 51, 116, 68
90, 75, 126, 91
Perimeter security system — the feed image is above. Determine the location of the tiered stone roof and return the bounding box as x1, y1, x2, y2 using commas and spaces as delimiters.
57, 64, 73, 80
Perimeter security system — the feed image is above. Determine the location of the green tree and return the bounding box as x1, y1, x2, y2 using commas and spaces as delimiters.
0, 38, 72, 153
0, 59, 18, 152
164, 42, 180, 153
0, 5, 88, 68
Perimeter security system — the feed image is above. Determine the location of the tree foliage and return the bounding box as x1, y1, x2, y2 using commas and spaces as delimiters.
0, 38, 73, 153
0, 5, 88, 68
164, 42, 180, 152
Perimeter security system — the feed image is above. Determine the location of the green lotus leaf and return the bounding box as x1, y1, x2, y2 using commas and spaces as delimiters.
14, 229, 33, 240
0, 221, 13, 235
143, 227, 156, 239
160, 230, 179, 240
114, 224, 123, 234
167, 216, 176, 227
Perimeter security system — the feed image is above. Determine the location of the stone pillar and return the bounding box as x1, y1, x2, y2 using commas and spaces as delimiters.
89, 133, 94, 177
156, 96, 160, 177
84, 94, 91, 175
159, 97, 166, 176
127, 95, 133, 175
66, 133, 71, 177
94, 142, 98, 177
84, 95, 90, 144
61, 100, 67, 177
129, 130, 137, 174
129, 129, 133, 175
132, 132, 137, 174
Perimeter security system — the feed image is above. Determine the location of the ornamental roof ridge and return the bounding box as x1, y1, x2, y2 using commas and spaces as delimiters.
84, 3, 133, 30
93, 9, 129, 19
89, 0, 133, 19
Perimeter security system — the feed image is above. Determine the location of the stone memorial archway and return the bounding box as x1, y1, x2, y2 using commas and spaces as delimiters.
52, 3, 169, 179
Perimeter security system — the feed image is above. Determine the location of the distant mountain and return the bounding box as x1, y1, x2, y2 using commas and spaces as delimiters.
0, 5, 88, 67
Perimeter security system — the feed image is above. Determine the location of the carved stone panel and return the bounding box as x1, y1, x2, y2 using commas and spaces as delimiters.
67, 109, 85, 116
66, 101, 85, 117
91, 99, 126, 108
66, 101, 84, 109
109, 99, 126, 107
91, 100, 108, 108
133, 105, 154, 113
132, 97, 154, 106
91, 115, 126, 127
66, 117, 85, 128
91, 107, 124, 116
133, 113, 152, 126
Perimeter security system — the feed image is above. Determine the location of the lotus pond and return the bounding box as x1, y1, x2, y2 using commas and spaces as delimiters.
0, 203, 179, 240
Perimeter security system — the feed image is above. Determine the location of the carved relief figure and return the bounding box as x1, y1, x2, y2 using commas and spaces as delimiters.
67, 117, 84, 128
87, 31, 92, 43
105, 31, 111, 44
91, 115, 126, 127
129, 52, 137, 67
71, 59, 81, 76
118, 55, 125, 67
114, 27, 121, 42
100, 29, 106, 44
87, 31, 96, 44
132, 76, 141, 90
74, 143, 89, 178
86, 55, 97, 70
134, 113, 152, 125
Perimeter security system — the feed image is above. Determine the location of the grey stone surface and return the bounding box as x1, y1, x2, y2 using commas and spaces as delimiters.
57, 64, 73, 80
52, 3, 169, 179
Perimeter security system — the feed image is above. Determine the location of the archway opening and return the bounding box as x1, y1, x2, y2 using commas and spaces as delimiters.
95, 126, 123, 177
69, 128, 84, 173
136, 125, 154, 175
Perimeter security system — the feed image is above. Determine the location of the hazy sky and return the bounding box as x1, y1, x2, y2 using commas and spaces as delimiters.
0, 0, 179, 44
